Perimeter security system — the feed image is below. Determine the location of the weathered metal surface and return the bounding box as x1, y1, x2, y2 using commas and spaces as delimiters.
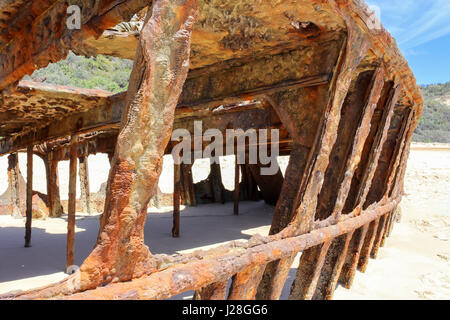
66, 134, 78, 272
46, 156, 63, 218
339, 224, 369, 289
78, 156, 91, 215
172, 164, 181, 238
330, 67, 385, 221
78, 0, 199, 291
370, 213, 387, 259
343, 83, 400, 215
289, 242, 331, 300
194, 281, 228, 300
7, 153, 21, 218
0, 0, 423, 301
233, 156, 240, 215
358, 217, 379, 272
0, 0, 150, 91
24, 146, 33, 248
313, 232, 353, 300
228, 263, 266, 300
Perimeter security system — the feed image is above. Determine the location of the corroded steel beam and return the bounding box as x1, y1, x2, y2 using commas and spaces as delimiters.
289, 242, 331, 300
228, 263, 266, 300
358, 217, 379, 272
24, 146, 33, 248
331, 67, 385, 220
258, 25, 370, 300
7, 153, 22, 218
172, 164, 181, 238
194, 281, 228, 300
313, 232, 353, 300
357, 85, 401, 210
45, 155, 63, 218
77, 0, 199, 291
343, 83, 400, 216
339, 225, 369, 288
78, 156, 91, 215
233, 156, 239, 215
371, 213, 387, 259
0, 0, 150, 91
66, 134, 78, 272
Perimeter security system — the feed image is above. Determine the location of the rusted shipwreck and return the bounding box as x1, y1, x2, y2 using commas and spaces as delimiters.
0, 0, 422, 300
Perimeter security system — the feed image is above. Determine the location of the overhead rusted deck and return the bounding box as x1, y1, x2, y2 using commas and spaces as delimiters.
0, 0, 422, 143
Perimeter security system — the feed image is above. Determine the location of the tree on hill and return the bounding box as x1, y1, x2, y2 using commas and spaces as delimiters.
26, 53, 450, 143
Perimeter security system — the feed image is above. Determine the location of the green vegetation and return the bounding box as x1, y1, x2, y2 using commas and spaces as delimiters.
26, 52, 449, 143
414, 83, 450, 143
26, 52, 133, 93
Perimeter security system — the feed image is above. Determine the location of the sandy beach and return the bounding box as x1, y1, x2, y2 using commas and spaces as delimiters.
0, 144, 448, 299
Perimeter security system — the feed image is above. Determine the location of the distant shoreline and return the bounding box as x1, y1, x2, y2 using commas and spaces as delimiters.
411, 142, 450, 151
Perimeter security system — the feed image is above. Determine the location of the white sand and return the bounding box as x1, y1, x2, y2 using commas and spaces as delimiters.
0, 145, 448, 299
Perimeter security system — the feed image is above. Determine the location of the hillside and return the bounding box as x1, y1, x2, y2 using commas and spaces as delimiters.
26, 52, 134, 93
26, 53, 449, 143
414, 83, 450, 143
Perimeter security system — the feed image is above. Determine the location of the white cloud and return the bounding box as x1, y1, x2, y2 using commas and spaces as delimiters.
369, 0, 450, 49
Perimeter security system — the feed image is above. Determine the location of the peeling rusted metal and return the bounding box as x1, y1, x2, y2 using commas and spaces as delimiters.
339, 224, 369, 289
358, 217, 380, 272
24, 146, 33, 248
66, 134, 78, 272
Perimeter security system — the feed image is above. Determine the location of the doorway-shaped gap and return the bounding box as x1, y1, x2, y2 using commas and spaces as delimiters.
314, 70, 376, 221
363, 105, 411, 209
342, 81, 394, 215
146, 99, 289, 254
265, 83, 331, 236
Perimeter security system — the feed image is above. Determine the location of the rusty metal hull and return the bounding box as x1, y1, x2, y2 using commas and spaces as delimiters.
0, 0, 422, 300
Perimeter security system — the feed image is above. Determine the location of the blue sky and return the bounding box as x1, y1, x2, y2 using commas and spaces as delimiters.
368, 0, 450, 85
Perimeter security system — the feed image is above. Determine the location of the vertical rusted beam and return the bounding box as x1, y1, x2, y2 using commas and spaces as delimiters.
316, 69, 383, 221
7, 153, 21, 218
180, 163, 196, 206
234, 155, 239, 215
279, 30, 370, 238
241, 164, 259, 201
358, 218, 379, 272
172, 163, 181, 238
78, 156, 91, 214
371, 214, 387, 259
257, 149, 311, 301
339, 224, 369, 288
380, 211, 393, 247
24, 146, 33, 248
258, 30, 370, 300
107, 152, 114, 164
289, 241, 331, 300
313, 232, 353, 300
228, 263, 266, 300
388, 112, 416, 200
210, 162, 225, 204
67, 134, 78, 272
194, 281, 228, 300
48, 156, 62, 218
79, 1, 198, 288
388, 206, 401, 237
248, 163, 284, 205
365, 106, 410, 207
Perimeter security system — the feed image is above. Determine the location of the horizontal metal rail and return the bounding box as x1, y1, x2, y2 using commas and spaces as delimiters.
59, 197, 400, 300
